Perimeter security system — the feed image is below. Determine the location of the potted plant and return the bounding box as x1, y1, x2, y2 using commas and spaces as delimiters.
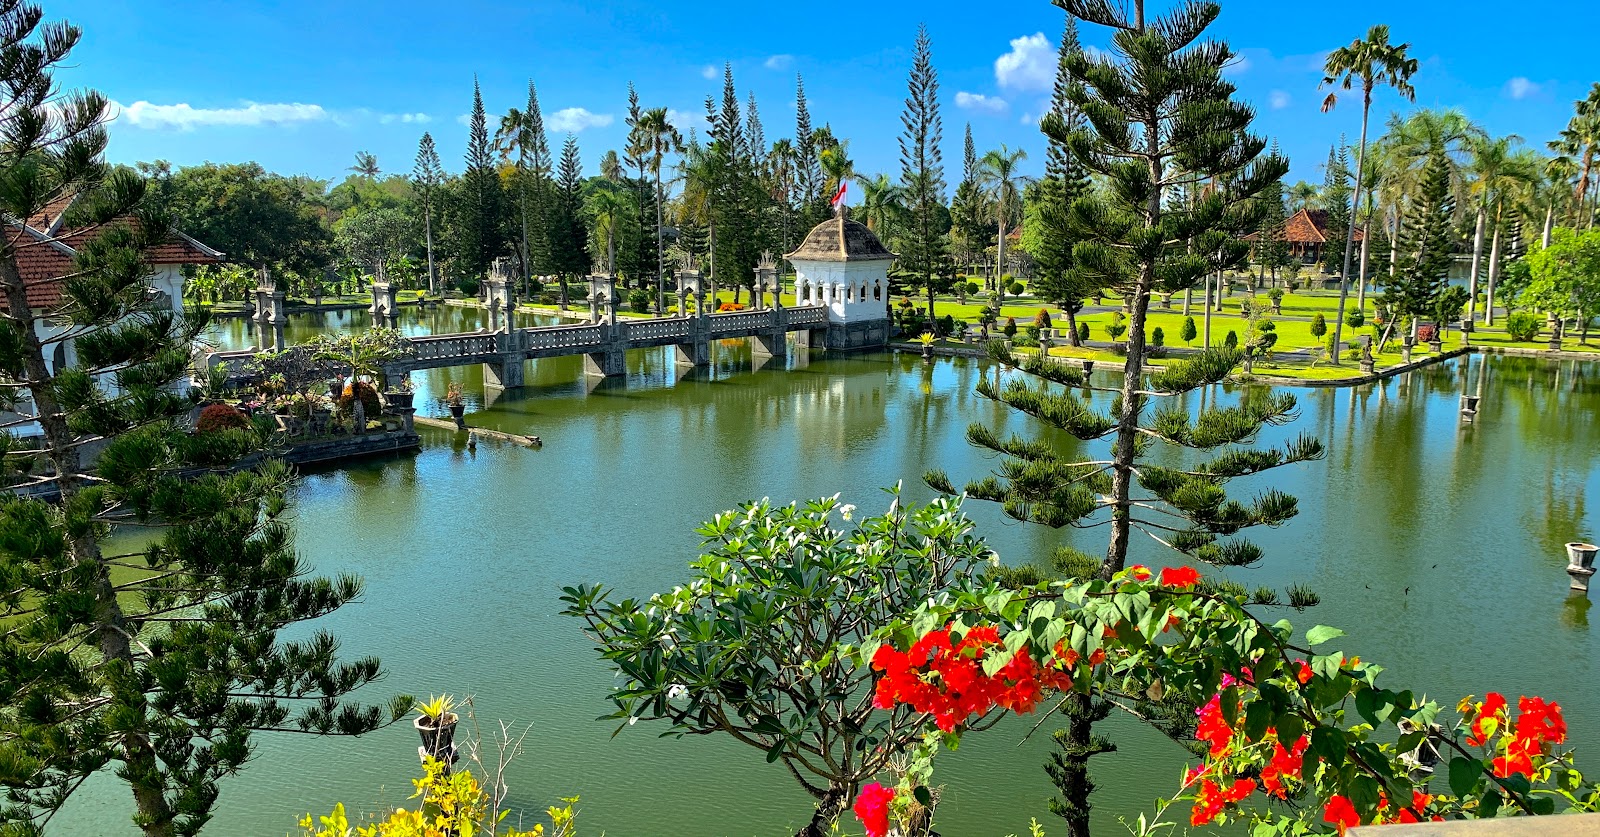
413, 695, 459, 762
1268, 287, 1285, 316
445, 382, 466, 429
918, 332, 935, 362
385, 375, 415, 414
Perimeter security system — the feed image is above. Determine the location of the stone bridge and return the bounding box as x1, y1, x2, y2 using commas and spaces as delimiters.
202, 287, 858, 391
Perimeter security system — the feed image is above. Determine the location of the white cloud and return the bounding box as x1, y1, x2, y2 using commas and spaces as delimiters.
1269, 90, 1291, 110
665, 108, 700, 133
996, 32, 1055, 91
112, 100, 327, 130
764, 54, 794, 70
955, 91, 1008, 115
1223, 55, 1252, 76
547, 107, 613, 132
701, 65, 718, 80
1505, 77, 1541, 100
379, 112, 431, 125
456, 113, 472, 126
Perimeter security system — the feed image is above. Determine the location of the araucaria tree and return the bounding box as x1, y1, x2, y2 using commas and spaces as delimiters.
1384, 148, 1456, 347
926, 1, 1308, 833
411, 132, 444, 292
1320, 143, 1353, 276
1026, 15, 1099, 344
549, 135, 591, 304
898, 24, 951, 333
457, 78, 507, 284
0, 7, 405, 835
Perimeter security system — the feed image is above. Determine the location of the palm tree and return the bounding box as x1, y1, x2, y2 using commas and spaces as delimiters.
1320, 23, 1418, 364
1479, 149, 1542, 325
495, 101, 540, 287
637, 107, 683, 315
819, 140, 855, 203
1463, 134, 1523, 325
585, 188, 631, 278
852, 173, 905, 234
349, 151, 380, 179
976, 145, 1032, 296
1288, 180, 1321, 212
767, 139, 798, 271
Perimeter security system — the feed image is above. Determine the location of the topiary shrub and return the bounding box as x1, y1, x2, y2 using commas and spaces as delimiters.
940, 314, 955, 335
1224, 330, 1238, 349
1034, 309, 1052, 330
1009, 281, 1025, 296
1151, 326, 1165, 347
1077, 323, 1090, 343
1310, 313, 1327, 339
629, 289, 652, 313
1181, 316, 1197, 345
1002, 317, 1017, 338
966, 282, 980, 296
1345, 309, 1365, 329
196, 403, 249, 433
1506, 311, 1541, 343
338, 381, 382, 418
457, 277, 482, 297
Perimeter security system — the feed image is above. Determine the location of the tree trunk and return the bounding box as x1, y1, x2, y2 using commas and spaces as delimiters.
1329, 90, 1371, 366
1543, 203, 1554, 248
1466, 204, 1486, 327
927, 284, 939, 337
996, 215, 1007, 304
0, 257, 179, 837
1484, 205, 1504, 326
654, 167, 667, 316
794, 784, 851, 837
1065, 306, 1081, 347
1182, 287, 1191, 317
1355, 229, 1371, 316
1202, 277, 1213, 349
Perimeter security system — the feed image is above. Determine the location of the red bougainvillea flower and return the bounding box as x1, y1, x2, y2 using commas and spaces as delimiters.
1261, 735, 1309, 798
1189, 777, 1255, 826
1194, 693, 1235, 758
1160, 565, 1201, 588
852, 782, 896, 837
870, 624, 1073, 732
1395, 790, 1441, 823
1465, 692, 1508, 746
1323, 794, 1359, 833
1295, 660, 1314, 685
1493, 736, 1538, 779
1514, 696, 1567, 747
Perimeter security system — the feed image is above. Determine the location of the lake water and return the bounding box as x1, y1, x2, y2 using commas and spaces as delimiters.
56, 306, 1600, 836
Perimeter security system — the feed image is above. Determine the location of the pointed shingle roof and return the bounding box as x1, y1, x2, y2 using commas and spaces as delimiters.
785, 206, 896, 263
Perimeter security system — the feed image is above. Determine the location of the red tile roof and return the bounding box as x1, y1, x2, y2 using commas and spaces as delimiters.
7, 195, 223, 309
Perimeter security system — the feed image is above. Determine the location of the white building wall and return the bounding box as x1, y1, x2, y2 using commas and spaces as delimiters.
789, 259, 892, 324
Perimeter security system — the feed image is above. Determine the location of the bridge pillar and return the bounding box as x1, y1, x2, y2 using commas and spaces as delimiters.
750, 305, 788, 360
584, 348, 627, 377
675, 339, 711, 367
483, 356, 525, 389
253, 267, 287, 350
485, 258, 514, 332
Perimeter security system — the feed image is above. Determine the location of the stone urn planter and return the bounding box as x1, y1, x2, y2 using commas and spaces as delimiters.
1460, 317, 1473, 335
1567, 543, 1598, 573
449, 402, 466, 421
1428, 339, 1443, 354
1081, 360, 1095, 376
385, 390, 415, 413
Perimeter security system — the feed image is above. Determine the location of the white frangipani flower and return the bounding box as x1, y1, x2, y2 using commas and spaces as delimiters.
840, 504, 856, 521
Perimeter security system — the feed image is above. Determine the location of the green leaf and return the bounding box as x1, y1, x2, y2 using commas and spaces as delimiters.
1481, 788, 1502, 818
1243, 699, 1272, 743
913, 786, 932, 806
1305, 625, 1345, 646
765, 740, 786, 763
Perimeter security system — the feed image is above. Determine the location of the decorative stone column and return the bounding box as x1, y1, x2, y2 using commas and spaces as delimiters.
485, 258, 514, 332
370, 275, 399, 328
754, 252, 777, 311
1359, 337, 1376, 375
252, 267, 287, 350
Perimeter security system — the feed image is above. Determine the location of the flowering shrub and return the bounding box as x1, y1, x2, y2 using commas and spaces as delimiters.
854, 562, 1600, 835
297, 757, 574, 837
717, 301, 746, 312
338, 380, 382, 418
195, 403, 249, 433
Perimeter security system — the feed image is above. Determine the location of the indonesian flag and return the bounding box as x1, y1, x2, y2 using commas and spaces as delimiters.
830, 181, 847, 207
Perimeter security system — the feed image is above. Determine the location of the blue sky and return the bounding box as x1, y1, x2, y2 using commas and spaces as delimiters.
58, 0, 1596, 192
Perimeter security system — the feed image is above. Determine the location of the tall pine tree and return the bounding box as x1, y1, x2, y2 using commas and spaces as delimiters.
927, 4, 1311, 835
898, 23, 951, 331
549, 134, 591, 304
951, 123, 990, 275
1385, 147, 1456, 343
794, 74, 824, 228
1321, 141, 1353, 276
1253, 141, 1291, 286
411, 132, 444, 293
1028, 14, 1098, 344
0, 8, 406, 835
458, 77, 506, 285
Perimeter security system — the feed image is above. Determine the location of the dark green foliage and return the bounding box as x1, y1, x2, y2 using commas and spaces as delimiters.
899, 25, 952, 327
1077, 322, 1090, 342
1182, 316, 1198, 345
629, 288, 652, 313
1002, 317, 1017, 337
1151, 326, 1164, 346
1029, 17, 1100, 327
935, 4, 1313, 831
1311, 313, 1328, 338
1346, 308, 1366, 328
549, 135, 590, 280
455, 78, 507, 281
1253, 147, 1292, 281
1434, 284, 1470, 326
1225, 330, 1238, 349
0, 9, 404, 835
144, 161, 331, 279
1386, 148, 1456, 324
1321, 143, 1353, 275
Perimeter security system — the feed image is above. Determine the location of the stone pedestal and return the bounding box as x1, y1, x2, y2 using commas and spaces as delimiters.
370, 280, 399, 328
253, 269, 287, 349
